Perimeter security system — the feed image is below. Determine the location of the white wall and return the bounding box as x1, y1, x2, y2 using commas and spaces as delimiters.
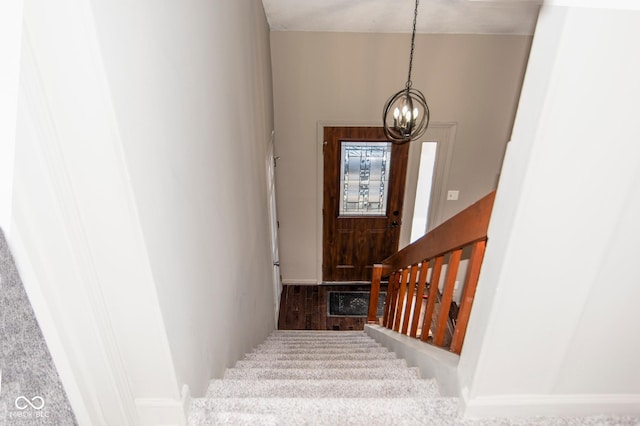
458, 3, 640, 418
10, 0, 275, 424
13, 71, 136, 425
16, 0, 178, 422
0, 0, 22, 234
270, 32, 531, 284
89, 0, 276, 394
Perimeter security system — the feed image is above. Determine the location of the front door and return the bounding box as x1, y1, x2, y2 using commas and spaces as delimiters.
323, 127, 409, 282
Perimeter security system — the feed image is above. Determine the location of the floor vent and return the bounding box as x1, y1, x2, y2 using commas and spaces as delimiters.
328, 291, 386, 317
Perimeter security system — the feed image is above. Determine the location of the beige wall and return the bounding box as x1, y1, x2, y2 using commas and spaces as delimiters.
271, 32, 531, 283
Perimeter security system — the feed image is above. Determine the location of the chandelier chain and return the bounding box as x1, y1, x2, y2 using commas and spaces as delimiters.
406, 0, 420, 89
383, 0, 429, 144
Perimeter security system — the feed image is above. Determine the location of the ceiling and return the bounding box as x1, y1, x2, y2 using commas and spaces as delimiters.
261, 0, 541, 36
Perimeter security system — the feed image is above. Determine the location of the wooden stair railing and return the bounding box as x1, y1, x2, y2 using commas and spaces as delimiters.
367, 191, 496, 354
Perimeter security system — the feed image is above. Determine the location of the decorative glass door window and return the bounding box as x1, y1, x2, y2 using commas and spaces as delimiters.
339, 141, 392, 216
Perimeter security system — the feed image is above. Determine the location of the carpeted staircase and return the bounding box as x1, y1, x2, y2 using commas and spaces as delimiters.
188, 330, 459, 425
189, 331, 640, 426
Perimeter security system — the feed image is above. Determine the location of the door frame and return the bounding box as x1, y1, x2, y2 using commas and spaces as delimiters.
315, 121, 456, 283
266, 130, 282, 325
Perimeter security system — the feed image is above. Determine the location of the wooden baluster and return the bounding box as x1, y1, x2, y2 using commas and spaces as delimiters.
410, 259, 430, 338
368, 264, 383, 324
420, 255, 444, 342
384, 272, 399, 328
450, 240, 486, 354
393, 268, 410, 332
363, 192, 494, 347
433, 249, 462, 347
401, 264, 419, 335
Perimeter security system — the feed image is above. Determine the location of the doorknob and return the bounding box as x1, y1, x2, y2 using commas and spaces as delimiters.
273, 261, 280, 267
388, 221, 399, 228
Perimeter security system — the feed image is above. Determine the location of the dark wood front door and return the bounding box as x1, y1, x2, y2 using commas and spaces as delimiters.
323, 127, 409, 282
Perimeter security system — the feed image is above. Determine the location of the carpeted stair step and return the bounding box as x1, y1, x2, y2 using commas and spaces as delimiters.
257, 340, 381, 348
223, 366, 420, 380
262, 337, 379, 343
189, 397, 458, 426
196, 412, 277, 425
233, 358, 407, 370
242, 351, 397, 361
266, 333, 375, 338
260, 341, 379, 347
248, 346, 391, 354
206, 378, 440, 399
255, 344, 383, 352
263, 337, 379, 344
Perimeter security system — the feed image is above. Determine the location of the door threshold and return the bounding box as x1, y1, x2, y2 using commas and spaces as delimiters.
320, 281, 388, 286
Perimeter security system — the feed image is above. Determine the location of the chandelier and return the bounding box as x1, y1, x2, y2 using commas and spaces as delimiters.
382, 0, 430, 144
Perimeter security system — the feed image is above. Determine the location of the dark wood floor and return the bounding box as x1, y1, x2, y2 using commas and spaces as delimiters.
277, 284, 386, 331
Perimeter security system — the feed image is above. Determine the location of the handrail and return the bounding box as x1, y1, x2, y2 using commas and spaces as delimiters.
367, 191, 495, 354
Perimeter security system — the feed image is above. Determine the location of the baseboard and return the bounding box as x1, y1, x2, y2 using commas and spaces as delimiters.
461, 392, 640, 419
282, 279, 376, 286
135, 385, 190, 426
281, 279, 318, 285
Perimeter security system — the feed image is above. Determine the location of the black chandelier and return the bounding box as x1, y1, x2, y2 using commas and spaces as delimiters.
383, 0, 430, 144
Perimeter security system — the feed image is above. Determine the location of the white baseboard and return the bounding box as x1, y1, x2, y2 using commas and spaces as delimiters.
461, 392, 640, 419
135, 385, 190, 426
281, 279, 318, 285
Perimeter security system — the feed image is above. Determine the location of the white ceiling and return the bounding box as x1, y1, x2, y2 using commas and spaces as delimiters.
261, 0, 541, 35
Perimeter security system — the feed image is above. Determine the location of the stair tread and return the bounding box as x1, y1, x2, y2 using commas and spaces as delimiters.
256, 344, 383, 351
193, 412, 277, 426
206, 379, 440, 398
266, 334, 373, 338
224, 366, 420, 380
251, 346, 390, 354
234, 358, 406, 369
243, 351, 397, 360
189, 396, 459, 425
263, 337, 375, 342
262, 341, 377, 345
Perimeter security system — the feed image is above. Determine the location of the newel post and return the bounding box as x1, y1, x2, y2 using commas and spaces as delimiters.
368, 264, 384, 323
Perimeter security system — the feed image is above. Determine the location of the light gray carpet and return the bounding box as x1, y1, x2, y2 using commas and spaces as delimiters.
189, 330, 640, 426
0, 229, 77, 425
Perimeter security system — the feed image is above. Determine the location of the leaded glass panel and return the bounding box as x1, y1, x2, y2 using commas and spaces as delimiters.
339, 141, 392, 216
